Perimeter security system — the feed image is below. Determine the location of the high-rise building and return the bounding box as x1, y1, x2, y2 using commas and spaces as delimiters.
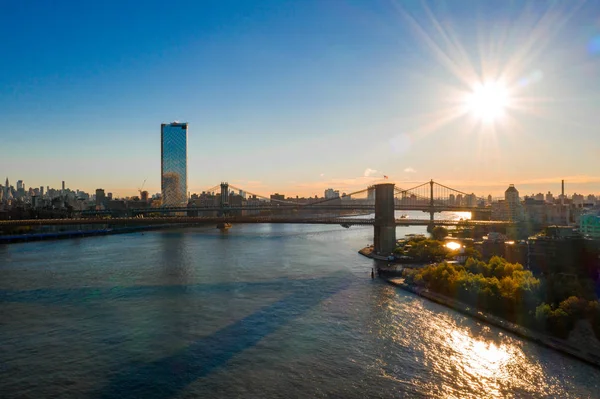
161, 122, 188, 206
95, 189, 106, 208
16, 180, 25, 199
505, 184, 522, 221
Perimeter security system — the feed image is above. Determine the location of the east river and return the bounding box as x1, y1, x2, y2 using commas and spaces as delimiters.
1, 213, 600, 398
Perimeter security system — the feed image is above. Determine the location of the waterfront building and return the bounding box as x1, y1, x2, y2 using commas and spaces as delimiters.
161, 122, 188, 207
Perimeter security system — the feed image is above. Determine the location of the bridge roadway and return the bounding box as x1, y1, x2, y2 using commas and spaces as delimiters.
80, 204, 492, 216
0, 217, 511, 227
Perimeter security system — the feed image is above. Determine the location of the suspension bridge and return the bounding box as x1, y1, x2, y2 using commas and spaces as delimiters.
1, 181, 511, 254
78, 180, 496, 222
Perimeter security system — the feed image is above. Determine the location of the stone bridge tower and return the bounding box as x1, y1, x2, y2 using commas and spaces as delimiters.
373, 183, 396, 255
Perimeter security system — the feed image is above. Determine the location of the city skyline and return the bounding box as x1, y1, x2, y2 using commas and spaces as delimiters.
2, 1, 600, 196
2, 173, 600, 203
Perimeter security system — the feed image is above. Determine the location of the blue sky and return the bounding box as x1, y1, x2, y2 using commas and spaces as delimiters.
1, 0, 600, 197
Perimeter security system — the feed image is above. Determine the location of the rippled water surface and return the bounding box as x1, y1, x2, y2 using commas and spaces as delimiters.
1, 221, 600, 398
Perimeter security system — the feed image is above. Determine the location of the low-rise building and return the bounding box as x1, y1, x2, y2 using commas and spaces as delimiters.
580, 212, 600, 239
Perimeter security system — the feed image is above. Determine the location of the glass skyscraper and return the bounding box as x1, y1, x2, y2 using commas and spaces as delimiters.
161, 122, 188, 206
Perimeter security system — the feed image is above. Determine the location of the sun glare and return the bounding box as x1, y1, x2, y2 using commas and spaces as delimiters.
464, 81, 510, 123
445, 242, 462, 251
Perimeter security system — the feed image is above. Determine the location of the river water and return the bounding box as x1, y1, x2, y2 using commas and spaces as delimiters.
1, 214, 599, 398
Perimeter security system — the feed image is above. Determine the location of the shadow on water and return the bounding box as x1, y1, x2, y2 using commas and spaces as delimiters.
93, 274, 352, 399
160, 231, 191, 285
0, 278, 337, 305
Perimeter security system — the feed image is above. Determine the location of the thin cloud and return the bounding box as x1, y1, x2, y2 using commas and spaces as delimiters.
404, 167, 417, 173
364, 168, 378, 177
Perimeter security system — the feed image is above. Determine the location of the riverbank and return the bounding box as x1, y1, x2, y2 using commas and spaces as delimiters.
384, 277, 600, 368
358, 246, 427, 276
0, 224, 191, 244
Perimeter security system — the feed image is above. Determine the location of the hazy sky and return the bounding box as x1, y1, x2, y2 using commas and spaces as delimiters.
1, 0, 599, 197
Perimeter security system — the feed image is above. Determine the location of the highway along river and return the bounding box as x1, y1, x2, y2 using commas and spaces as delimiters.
1, 217, 599, 398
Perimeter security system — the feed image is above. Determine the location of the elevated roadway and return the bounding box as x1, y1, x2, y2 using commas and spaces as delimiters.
0, 216, 511, 227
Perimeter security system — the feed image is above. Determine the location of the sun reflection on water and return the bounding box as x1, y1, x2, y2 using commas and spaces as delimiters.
373, 286, 573, 398
448, 329, 510, 380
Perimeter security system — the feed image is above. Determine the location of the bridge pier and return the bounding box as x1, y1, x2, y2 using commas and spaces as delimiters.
373, 183, 396, 255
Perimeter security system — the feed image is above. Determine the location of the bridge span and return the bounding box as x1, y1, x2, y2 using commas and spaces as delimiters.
0, 216, 511, 227
1, 183, 508, 254
79, 204, 491, 217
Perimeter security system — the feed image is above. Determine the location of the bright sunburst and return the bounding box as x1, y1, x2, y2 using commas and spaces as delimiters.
464, 81, 510, 123
394, 1, 582, 139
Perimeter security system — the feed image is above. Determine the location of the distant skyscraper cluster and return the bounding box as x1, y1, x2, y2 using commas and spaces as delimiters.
324, 188, 340, 199
161, 122, 188, 207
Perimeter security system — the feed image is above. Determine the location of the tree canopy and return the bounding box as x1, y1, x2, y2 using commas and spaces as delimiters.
403, 256, 600, 340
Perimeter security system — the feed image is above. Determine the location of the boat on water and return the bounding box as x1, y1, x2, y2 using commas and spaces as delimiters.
217, 222, 232, 231
340, 223, 351, 228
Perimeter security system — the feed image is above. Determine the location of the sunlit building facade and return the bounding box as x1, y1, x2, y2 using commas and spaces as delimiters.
161, 122, 188, 206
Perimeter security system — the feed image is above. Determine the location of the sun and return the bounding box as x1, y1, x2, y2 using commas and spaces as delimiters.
464, 81, 510, 123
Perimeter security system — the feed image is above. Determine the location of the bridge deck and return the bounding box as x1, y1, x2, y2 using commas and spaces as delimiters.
0, 217, 511, 227
79, 205, 492, 215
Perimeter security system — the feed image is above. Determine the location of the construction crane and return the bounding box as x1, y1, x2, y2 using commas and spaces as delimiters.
138, 178, 148, 200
